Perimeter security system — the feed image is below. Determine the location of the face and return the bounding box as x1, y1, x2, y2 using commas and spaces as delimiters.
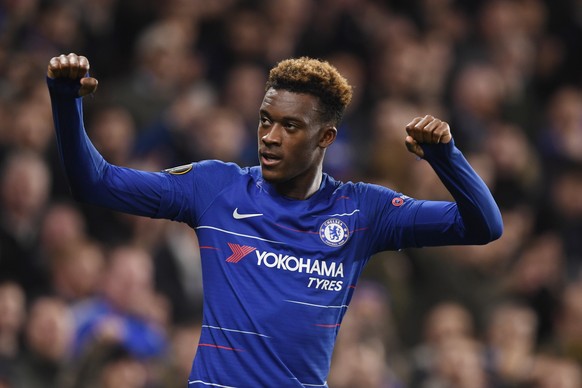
258, 88, 336, 197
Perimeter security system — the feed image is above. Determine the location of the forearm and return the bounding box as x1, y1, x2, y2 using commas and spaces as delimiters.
416, 141, 503, 245
48, 78, 106, 197
47, 77, 165, 217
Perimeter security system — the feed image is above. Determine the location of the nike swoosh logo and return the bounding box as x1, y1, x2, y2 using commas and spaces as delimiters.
233, 208, 263, 219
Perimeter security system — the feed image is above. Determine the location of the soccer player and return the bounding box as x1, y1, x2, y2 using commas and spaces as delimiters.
46, 53, 503, 387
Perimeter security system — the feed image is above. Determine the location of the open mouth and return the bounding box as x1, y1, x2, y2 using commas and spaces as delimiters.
260, 152, 282, 167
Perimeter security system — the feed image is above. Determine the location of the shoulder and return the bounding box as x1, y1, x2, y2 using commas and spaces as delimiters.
331, 178, 400, 199
331, 178, 418, 214
162, 161, 261, 200
163, 160, 255, 179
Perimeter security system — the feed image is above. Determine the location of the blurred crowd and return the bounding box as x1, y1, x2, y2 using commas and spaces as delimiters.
1, 0, 582, 387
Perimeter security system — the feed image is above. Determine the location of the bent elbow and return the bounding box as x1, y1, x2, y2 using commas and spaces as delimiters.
490, 218, 504, 242
474, 216, 503, 245
68, 175, 106, 205
464, 213, 503, 245
487, 207, 504, 242
64, 159, 110, 204
69, 185, 97, 206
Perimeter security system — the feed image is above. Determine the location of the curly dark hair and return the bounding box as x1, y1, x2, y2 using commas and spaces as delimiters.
265, 57, 353, 125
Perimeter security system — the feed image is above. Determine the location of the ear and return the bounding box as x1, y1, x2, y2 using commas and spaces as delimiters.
319, 126, 337, 148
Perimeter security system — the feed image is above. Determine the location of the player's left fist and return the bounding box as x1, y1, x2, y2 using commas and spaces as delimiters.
404, 115, 452, 158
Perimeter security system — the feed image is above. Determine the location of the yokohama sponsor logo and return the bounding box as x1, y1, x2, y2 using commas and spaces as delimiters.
225, 243, 256, 263
255, 250, 344, 278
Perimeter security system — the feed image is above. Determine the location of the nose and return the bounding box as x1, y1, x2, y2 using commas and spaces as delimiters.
261, 124, 282, 146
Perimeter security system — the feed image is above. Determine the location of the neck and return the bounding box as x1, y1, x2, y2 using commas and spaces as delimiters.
274, 165, 323, 200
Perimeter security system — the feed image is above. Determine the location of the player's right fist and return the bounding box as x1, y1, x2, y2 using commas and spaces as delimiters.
47, 53, 98, 97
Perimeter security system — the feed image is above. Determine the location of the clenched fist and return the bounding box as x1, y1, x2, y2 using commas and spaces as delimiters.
405, 115, 452, 158
47, 53, 98, 97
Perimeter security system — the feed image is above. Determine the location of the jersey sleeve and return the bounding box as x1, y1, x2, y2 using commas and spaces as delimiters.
159, 160, 246, 225
355, 183, 423, 252
418, 140, 503, 245
47, 76, 237, 225
362, 140, 503, 253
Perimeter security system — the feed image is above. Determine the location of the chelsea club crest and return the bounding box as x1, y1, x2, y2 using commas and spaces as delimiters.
319, 218, 350, 247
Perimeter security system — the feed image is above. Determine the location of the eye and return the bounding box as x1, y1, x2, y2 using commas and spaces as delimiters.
259, 116, 271, 126
283, 121, 298, 131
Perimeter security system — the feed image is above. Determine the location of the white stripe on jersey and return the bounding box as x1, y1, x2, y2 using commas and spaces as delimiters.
284, 300, 349, 309
202, 325, 271, 338
322, 209, 360, 217
196, 225, 286, 244
188, 380, 237, 388
292, 377, 329, 387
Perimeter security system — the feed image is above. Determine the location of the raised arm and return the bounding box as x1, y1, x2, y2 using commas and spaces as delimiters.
47, 53, 175, 219
403, 115, 503, 246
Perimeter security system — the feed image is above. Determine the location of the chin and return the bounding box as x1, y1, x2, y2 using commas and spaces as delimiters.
261, 171, 279, 183
260, 167, 284, 183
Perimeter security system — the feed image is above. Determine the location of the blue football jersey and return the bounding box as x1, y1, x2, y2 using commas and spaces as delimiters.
163, 161, 422, 386
47, 77, 502, 387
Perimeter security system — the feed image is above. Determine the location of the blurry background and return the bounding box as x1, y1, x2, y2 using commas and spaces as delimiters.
1, 0, 582, 387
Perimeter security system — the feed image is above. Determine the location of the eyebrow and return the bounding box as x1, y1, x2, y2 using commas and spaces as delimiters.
259, 109, 305, 124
